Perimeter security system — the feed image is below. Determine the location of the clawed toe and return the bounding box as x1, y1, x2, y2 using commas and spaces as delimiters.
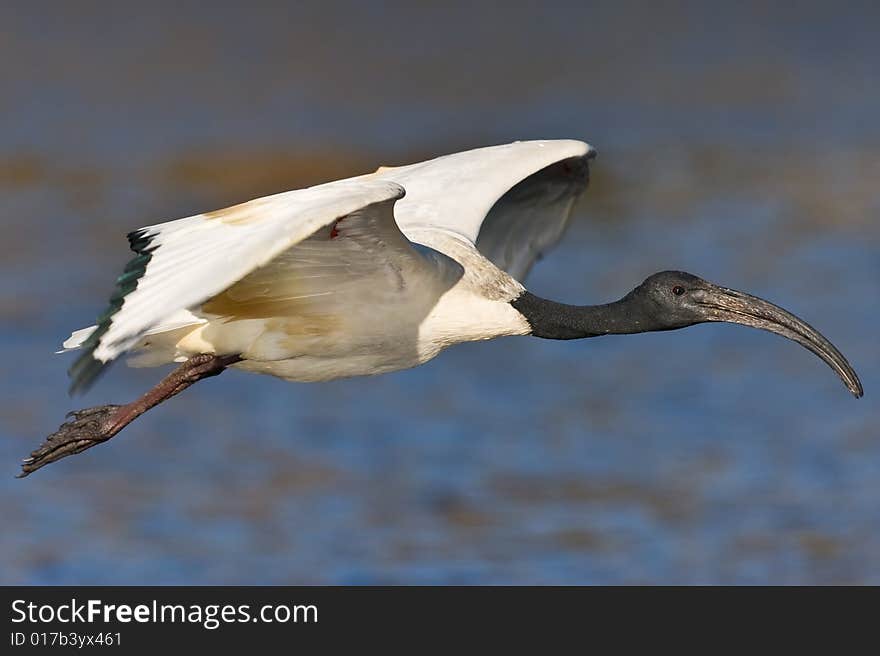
65, 405, 121, 421
17, 404, 123, 478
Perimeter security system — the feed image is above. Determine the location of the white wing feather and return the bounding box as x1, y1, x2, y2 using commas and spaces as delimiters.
58, 309, 204, 353
379, 139, 593, 255
70, 179, 404, 391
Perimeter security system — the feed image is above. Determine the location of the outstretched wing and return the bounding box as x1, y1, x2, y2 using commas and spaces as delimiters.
378, 139, 595, 280
69, 179, 406, 393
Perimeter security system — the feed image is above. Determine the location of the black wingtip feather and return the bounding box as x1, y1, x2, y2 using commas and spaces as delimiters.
68, 228, 158, 395
68, 353, 111, 396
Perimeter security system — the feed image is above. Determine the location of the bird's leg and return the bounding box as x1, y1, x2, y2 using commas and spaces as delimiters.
18, 353, 242, 478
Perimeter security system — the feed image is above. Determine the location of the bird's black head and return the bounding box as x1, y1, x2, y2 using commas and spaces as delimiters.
626, 270, 711, 330
623, 270, 863, 397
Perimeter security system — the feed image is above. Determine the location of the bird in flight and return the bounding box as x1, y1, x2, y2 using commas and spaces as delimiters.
19, 140, 862, 477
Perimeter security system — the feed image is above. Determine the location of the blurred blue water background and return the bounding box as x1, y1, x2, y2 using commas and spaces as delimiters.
1, 2, 878, 584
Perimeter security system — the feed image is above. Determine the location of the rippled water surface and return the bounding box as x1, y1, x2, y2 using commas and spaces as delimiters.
1, 3, 878, 584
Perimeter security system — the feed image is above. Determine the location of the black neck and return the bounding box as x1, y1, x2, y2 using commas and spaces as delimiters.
511, 291, 653, 339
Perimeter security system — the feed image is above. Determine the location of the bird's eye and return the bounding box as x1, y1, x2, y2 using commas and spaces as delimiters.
672, 286, 686, 296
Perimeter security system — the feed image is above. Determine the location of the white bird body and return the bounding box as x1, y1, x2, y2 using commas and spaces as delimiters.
62, 140, 592, 386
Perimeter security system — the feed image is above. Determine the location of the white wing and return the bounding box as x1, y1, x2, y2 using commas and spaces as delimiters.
70, 179, 406, 392
68, 139, 594, 390
473, 154, 591, 280
378, 139, 594, 279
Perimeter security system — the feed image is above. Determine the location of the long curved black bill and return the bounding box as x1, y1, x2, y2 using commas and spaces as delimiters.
698, 286, 863, 398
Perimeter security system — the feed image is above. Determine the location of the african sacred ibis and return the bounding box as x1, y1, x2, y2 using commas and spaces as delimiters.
19, 139, 862, 476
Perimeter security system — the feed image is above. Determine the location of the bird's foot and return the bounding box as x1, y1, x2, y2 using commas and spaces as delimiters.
18, 405, 123, 478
